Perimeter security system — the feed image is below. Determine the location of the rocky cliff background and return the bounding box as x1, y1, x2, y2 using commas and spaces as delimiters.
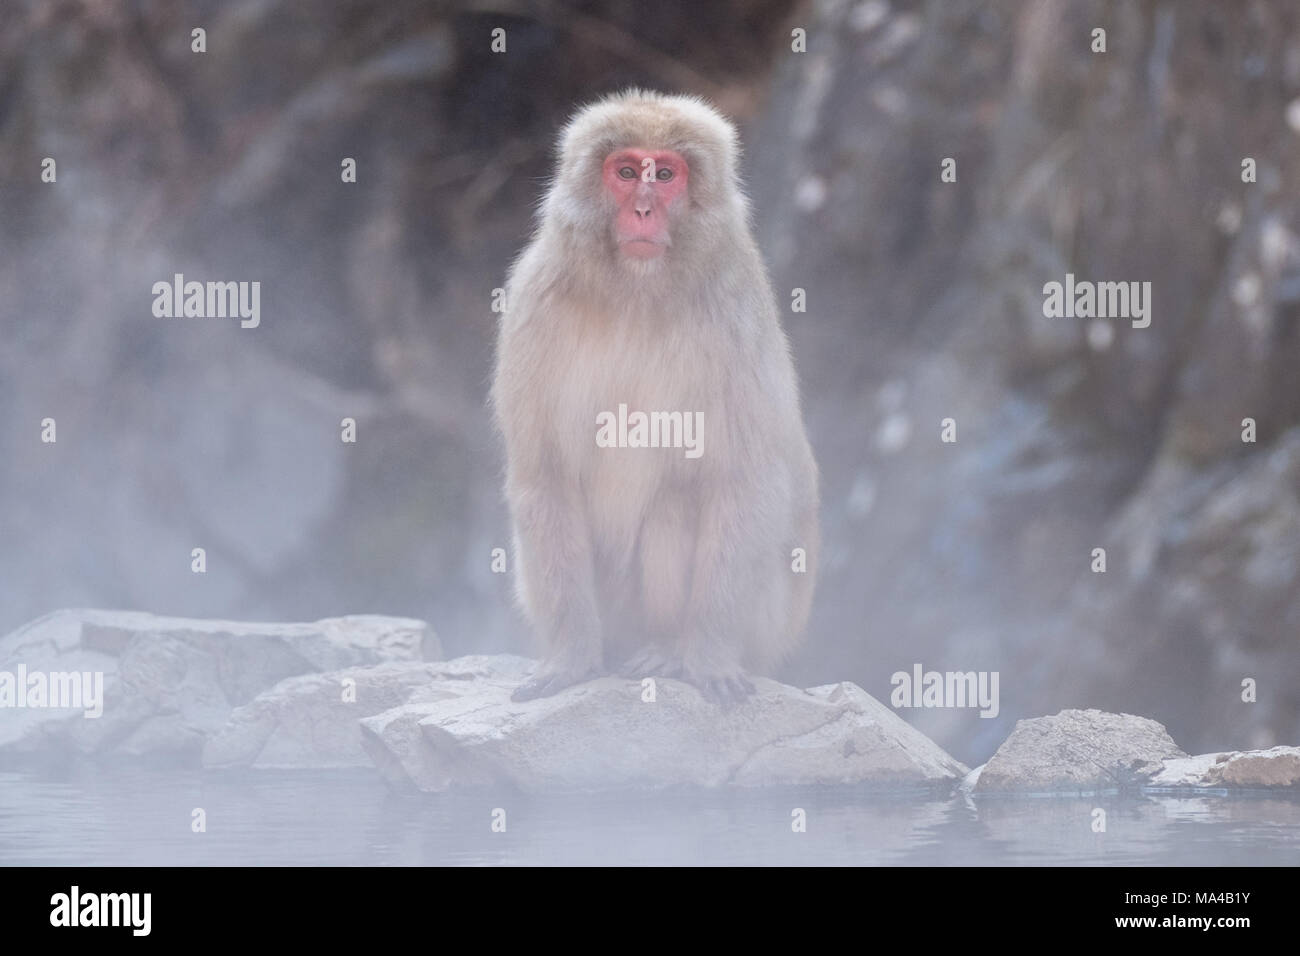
1, 0, 1297, 764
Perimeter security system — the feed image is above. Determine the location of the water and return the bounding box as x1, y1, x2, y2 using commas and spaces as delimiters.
1, 768, 1297, 866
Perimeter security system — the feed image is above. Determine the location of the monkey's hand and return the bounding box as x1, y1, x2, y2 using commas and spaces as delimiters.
511, 660, 602, 702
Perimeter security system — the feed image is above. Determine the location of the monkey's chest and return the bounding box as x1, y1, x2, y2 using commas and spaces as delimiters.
544, 322, 710, 445
541, 328, 715, 529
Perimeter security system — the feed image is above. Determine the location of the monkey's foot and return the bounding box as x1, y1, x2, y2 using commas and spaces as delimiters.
681, 666, 756, 708
618, 646, 683, 679
511, 664, 601, 702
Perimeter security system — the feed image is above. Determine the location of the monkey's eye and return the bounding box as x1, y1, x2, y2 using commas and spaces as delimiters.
618, 166, 638, 180
656, 168, 674, 182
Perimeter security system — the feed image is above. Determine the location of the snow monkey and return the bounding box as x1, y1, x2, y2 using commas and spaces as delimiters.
491, 89, 819, 704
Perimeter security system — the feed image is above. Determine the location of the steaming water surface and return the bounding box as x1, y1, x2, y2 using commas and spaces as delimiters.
1, 769, 1297, 866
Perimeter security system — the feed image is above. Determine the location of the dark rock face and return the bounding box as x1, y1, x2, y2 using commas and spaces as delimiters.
749, 0, 1300, 757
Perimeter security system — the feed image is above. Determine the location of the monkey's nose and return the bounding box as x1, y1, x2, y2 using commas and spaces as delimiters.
634, 203, 652, 219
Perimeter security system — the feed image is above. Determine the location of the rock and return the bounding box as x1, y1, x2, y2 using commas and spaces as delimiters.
1145, 752, 1227, 789
204, 655, 531, 769
0, 609, 435, 764
359, 664, 969, 792
974, 709, 1186, 794
1209, 747, 1300, 788
1149, 746, 1300, 790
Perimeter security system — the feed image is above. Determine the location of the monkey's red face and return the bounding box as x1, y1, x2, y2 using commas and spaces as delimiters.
602, 149, 689, 260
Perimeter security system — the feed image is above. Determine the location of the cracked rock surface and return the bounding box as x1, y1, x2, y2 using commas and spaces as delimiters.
203, 655, 531, 770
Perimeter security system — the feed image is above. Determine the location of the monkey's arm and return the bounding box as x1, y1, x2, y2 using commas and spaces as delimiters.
505, 470, 606, 701
494, 322, 606, 701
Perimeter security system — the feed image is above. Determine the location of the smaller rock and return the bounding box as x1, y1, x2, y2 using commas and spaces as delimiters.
1149, 746, 1300, 790
974, 709, 1186, 794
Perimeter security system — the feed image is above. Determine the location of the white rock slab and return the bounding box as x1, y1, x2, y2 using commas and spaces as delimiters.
360, 664, 969, 792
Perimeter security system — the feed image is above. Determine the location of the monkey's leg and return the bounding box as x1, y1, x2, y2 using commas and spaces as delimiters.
509, 483, 605, 702
678, 484, 767, 706
619, 493, 693, 679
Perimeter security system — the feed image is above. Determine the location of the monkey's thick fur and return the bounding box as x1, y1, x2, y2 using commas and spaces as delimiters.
491, 90, 819, 703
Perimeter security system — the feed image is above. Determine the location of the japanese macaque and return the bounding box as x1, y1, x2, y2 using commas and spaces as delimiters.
491, 89, 819, 704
